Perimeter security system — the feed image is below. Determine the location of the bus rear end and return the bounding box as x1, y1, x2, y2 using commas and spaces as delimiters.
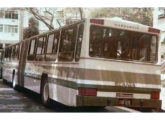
76, 62, 161, 110
76, 18, 162, 110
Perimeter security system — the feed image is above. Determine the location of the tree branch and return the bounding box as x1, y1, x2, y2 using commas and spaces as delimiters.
26, 8, 54, 30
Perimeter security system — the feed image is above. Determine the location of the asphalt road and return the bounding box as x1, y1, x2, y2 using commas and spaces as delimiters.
0, 79, 138, 112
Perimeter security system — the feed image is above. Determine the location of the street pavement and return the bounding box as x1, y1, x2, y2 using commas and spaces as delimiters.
0, 79, 53, 112
0, 79, 139, 112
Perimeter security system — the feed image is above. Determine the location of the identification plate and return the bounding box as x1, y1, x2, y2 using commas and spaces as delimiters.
116, 92, 133, 98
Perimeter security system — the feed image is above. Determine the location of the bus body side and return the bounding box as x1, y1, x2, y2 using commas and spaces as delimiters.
23, 21, 85, 106
2, 43, 20, 86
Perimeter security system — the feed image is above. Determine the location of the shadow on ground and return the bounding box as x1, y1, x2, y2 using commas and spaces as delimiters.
0, 80, 112, 112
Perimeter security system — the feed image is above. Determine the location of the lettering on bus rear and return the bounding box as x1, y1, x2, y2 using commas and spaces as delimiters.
115, 82, 135, 87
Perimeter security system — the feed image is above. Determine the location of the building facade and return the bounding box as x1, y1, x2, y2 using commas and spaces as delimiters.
0, 8, 64, 50
0, 9, 20, 49
153, 8, 165, 42
153, 8, 165, 61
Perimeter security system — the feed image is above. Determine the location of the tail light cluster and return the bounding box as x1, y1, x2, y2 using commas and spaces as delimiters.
151, 91, 160, 100
78, 88, 97, 96
90, 19, 104, 25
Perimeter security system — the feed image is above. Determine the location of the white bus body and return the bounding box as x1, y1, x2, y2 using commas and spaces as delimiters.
0, 18, 163, 110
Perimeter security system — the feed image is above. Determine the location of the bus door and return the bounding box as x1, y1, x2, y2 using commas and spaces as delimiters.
18, 40, 29, 87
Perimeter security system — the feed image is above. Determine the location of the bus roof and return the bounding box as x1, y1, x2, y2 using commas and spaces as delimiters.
3, 18, 160, 50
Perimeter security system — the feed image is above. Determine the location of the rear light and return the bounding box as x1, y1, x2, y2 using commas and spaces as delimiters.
78, 88, 97, 96
148, 27, 160, 34
151, 91, 160, 100
90, 19, 104, 25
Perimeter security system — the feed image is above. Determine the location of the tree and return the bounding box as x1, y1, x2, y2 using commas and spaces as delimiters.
25, 8, 84, 30
26, 8, 58, 30
64, 8, 84, 20
23, 17, 39, 39
89, 8, 153, 26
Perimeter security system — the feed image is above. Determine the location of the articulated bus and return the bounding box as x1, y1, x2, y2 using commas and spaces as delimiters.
0, 18, 163, 110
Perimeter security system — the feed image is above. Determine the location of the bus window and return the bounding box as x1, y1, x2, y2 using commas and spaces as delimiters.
89, 25, 158, 63
75, 24, 84, 61
36, 36, 45, 55
30, 39, 36, 55
36, 36, 47, 61
28, 39, 36, 60
47, 33, 54, 54
46, 32, 60, 61
53, 32, 60, 54
59, 25, 77, 61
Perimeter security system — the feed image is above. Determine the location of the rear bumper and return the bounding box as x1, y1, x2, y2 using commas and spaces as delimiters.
76, 95, 162, 109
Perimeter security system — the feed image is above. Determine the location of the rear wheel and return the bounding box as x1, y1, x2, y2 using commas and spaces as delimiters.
41, 78, 50, 107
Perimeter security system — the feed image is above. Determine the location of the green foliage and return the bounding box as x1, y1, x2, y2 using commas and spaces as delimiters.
89, 8, 153, 26
23, 17, 39, 39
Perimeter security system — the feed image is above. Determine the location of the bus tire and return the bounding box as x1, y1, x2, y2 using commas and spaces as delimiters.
41, 76, 50, 107
12, 70, 16, 89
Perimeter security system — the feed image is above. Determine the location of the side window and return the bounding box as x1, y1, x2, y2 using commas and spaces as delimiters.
53, 32, 60, 54
28, 39, 36, 60
29, 39, 36, 55
59, 26, 77, 61
47, 33, 54, 54
47, 32, 60, 54
46, 31, 60, 61
36, 36, 46, 55
75, 24, 84, 61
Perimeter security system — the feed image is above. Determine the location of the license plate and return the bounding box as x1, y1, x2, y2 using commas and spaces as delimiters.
116, 92, 133, 98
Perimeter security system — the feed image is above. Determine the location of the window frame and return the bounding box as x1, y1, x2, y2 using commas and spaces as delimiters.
5, 11, 18, 20
4, 25, 18, 33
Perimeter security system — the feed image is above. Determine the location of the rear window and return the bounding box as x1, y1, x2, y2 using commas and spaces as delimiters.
89, 25, 158, 63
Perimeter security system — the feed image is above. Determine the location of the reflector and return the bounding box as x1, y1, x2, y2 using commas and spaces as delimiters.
151, 91, 160, 100
78, 88, 97, 96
